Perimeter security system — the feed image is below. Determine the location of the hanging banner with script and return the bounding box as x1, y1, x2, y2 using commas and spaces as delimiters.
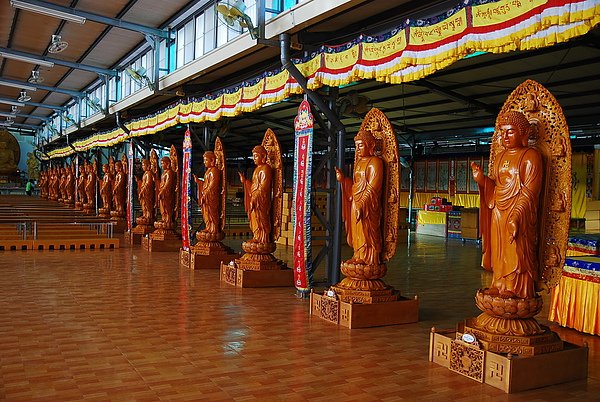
180, 128, 193, 250
292, 99, 314, 293
74, 155, 79, 206
126, 140, 134, 230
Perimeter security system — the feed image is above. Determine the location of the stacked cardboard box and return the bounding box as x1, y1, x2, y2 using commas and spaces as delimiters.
447, 211, 462, 239
424, 197, 453, 212
278, 192, 329, 247
461, 208, 480, 240
584, 200, 600, 232
277, 192, 293, 246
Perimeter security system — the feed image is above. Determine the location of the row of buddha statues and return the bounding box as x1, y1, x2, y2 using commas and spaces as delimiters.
38, 156, 128, 218
38, 148, 179, 238
35, 80, 571, 348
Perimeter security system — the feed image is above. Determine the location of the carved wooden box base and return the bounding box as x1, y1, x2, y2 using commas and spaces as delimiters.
309, 290, 419, 329
123, 231, 143, 246
179, 248, 238, 269
429, 329, 588, 393
219, 262, 293, 288
109, 219, 128, 234
141, 236, 181, 252
463, 318, 564, 356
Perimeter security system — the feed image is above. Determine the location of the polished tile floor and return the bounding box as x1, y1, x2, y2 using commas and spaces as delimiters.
0, 234, 598, 401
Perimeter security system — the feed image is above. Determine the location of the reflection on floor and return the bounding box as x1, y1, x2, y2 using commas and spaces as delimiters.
0, 234, 597, 401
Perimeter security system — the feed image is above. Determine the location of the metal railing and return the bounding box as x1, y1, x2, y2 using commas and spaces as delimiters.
7, 221, 115, 240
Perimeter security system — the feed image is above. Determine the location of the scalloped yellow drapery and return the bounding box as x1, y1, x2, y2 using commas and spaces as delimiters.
549, 274, 600, 335
44, 0, 600, 160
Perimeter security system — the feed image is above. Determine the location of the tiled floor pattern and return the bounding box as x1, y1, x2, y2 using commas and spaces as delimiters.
0, 235, 598, 401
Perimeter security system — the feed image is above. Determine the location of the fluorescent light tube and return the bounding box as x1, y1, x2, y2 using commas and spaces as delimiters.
0, 99, 25, 107
11, 0, 86, 24
0, 79, 37, 91
0, 50, 54, 68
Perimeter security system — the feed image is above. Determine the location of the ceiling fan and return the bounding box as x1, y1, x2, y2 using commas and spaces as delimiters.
63, 113, 77, 126
18, 90, 31, 102
216, 0, 258, 39
85, 97, 103, 114
338, 91, 372, 117
125, 67, 154, 90
48, 35, 68, 54
28, 70, 44, 84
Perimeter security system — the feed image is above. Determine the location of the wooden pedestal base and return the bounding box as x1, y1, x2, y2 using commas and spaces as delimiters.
141, 235, 181, 252
310, 290, 419, 329
123, 231, 144, 246
463, 318, 563, 356
219, 261, 293, 287
109, 219, 128, 234
429, 328, 588, 393
179, 247, 238, 269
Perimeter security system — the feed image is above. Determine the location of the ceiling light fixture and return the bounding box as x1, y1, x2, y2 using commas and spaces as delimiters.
0, 79, 37, 91
10, 0, 86, 24
0, 50, 54, 68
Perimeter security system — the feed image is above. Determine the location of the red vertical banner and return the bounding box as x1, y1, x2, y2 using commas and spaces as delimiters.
74, 155, 79, 205
293, 100, 313, 294
181, 129, 193, 250
126, 141, 134, 231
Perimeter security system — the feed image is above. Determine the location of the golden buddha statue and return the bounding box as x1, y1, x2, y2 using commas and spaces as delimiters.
135, 158, 156, 227
233, 128, 284, 270
465, 80, 572, 352
76, 164, 87, 209
336, 129, 384, 266
194, 150, 224, 240
84, 161, 97, 212
0, 141, 17, 175
472, 111, 542, 299
111, 160, 127, 219
99, 163, 113, 217
239, 145, 273, 245
154, 146, 178, 233
329, 108, 401, 302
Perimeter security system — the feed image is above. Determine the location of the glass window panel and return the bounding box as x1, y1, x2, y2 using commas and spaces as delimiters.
195, 14, 205, 58
204, 6, 216, 52
176, 27, 185, 67
159, 39, 168, 77
216, 14, 228, 47
184, 20, 194, 64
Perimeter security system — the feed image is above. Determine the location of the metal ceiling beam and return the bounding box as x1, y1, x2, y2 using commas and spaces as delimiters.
0, 111, 49, 121
0, 96, 66, 111
12, 0, 170, 39
0, 47, 117, 77
412, 80, 497, 115
0, 77, 84, 97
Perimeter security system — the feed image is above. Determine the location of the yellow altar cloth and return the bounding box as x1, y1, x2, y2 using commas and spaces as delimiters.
417, 210, 447, 225
549, 274, 600, 336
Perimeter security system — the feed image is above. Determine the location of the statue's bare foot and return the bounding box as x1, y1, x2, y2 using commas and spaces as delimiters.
484, 287, 500, 296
